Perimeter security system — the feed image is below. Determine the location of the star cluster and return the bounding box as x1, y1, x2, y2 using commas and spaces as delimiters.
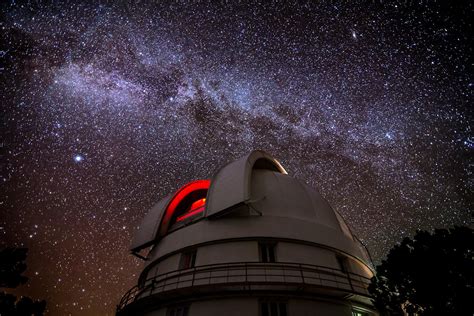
1, 2, 472, 315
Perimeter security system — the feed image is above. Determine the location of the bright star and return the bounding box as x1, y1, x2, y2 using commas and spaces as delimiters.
464, 138, 473, 149
74, 154, 84, 162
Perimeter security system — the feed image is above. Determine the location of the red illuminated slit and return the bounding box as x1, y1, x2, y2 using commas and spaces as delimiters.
160, 180, 210, 235
177, 206, 205, 222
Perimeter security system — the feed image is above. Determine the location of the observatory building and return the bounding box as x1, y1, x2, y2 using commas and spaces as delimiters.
117, 150, 377, 316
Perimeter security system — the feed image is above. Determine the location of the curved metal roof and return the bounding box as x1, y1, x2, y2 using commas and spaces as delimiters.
129, 150, 355, 254
130, 194, 172, 252
130, 150, 286, 252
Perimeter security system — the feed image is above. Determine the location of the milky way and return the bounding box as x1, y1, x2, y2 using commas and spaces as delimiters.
1, 2, 472, 315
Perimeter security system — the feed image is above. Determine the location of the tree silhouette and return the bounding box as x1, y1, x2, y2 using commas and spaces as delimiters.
368, 226, 473, 315
0, 248, 46, 316
0, 248, 28, 288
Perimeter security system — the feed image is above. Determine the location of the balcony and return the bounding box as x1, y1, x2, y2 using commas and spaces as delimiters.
117, 261, 372, 314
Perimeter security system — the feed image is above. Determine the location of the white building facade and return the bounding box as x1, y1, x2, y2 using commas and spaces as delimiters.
117, 150, 377, 316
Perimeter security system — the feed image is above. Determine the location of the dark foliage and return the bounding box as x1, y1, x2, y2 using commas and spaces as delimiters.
0, 248, 28, 289
0, 248, 46, 316
369, 226, 473, 315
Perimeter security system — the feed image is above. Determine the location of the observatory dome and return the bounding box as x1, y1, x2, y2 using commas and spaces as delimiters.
118, 150, 376, 316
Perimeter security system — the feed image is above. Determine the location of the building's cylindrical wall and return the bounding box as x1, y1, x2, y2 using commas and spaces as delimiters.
145, 216, 371, 270
143, 240, 373, 282
141, 297, 362, 316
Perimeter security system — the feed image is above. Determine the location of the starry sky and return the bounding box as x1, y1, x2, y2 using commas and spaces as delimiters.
0, 1, 472, 315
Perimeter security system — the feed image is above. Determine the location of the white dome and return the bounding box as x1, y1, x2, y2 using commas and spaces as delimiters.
130, 150, 371, 267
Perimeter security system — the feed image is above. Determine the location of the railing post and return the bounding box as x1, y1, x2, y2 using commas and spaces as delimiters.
299, 263, 305, 284
150, 279, 156, 296
162, 275, 167, 293
245, 262, 248, 283
226, 264, 229, 283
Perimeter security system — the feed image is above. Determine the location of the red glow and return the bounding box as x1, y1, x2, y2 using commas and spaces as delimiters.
190, 198, 206, 210
176, 205, 205, 222
159, 180, 210, 235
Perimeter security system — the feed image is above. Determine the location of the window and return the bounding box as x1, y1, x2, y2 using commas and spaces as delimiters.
260, 300, 287, 316
336, 255, 349, 273
179, 250, 196, 269
259, 243, 276, 263
167, 305, 189, 316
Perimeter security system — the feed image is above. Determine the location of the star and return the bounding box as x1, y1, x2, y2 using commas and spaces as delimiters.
74, 155, 84, 163
463, 138, 473, 149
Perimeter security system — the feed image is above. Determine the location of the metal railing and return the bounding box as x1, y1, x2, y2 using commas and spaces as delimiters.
117, 261, 371, 312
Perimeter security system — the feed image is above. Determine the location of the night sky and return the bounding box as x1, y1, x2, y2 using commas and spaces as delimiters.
1, 2, 472, 315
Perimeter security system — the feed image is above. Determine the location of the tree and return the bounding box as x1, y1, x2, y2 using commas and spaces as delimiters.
368, 226, 473, 316
0, 248, 28, 288
0, 248, 46, 316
